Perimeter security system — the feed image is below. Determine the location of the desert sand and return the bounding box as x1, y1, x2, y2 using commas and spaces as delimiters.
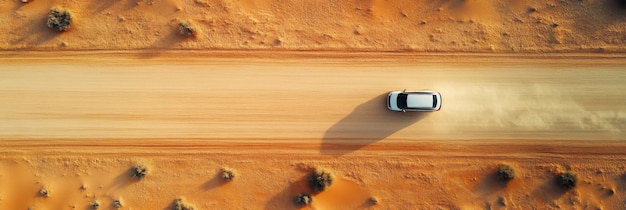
1, 0, 626, 52
1, 0, 626, 210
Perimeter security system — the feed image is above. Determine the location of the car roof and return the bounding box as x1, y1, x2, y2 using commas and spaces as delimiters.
406, 93, 434, 109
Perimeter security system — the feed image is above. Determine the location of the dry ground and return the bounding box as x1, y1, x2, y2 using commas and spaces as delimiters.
1, 54, 626, 209
2, 0, 626, 209
2, 140, 626, 210
1, 0, 626, 52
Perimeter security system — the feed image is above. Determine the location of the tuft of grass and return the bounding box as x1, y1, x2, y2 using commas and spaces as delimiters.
173, 198, 195, 210
369, 197, 379, 205
131, 163, 149, 179
38, 187, 49, 197
113, 199, 123, 209
293, 193, 313, 206
47, 8, 72, 32
495, 165, 515, 183
90, 200, 100, 209
221, 168, 235, 182
178, 21, 197, 36
557, 171, 577, 190
497, 196, 506, 206
308, 168, 335, 192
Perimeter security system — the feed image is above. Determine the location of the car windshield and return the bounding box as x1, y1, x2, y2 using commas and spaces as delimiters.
397, 93, 408, 109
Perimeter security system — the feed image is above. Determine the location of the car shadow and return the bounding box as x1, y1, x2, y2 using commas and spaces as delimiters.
321, 93, 430, 156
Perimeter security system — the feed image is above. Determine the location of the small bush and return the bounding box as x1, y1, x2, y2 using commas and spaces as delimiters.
173, 198, 195, 210
38, 187, 49, 197
557, 171, 577, 190
221, 168, 235, 182
293, 193, 313, 206
369, 197, 379, 205
309, 168, 335, 192
497, 196, 506, 206
131, 163, 149, 179
90, 200, 100, 209
178, 21, 196, 36
113, 199, 123, 209
496, 165, 515, 183
47, 8, 72, 32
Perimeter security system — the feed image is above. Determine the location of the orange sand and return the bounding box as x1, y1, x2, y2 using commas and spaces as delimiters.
1, 0, 625, 52
2, 0, 626, 209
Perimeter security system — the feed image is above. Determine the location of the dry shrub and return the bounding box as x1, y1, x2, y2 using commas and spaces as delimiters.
293, 193, 313, 206
90, 200, 100, 209
131, 163, 149, 179
47, 8, 72, 32
557, 171, 577, 190
113, 199, 123, 209
178, 21, 197, 36
369, 197, 379, 205
173, 198, 195, 210
221, 168, 235, 182
496, 165, 515, 183
38, 187, 49, 197
309, 168, 335, 192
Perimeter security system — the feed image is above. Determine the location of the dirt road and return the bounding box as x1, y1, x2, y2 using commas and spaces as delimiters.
2, 53, 625, 145
2, 53, 626, 209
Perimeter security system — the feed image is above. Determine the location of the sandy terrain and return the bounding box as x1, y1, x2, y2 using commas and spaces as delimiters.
1, 0, 626, 52
1, 54, 626, 209
2, 0, 626, 209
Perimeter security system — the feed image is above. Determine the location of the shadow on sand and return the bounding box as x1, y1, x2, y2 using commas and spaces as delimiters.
321, 93, 430, 156
264, 174, 312, 210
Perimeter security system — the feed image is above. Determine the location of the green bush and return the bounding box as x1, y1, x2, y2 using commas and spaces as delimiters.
557, 171, 577, 190
113, 199, 123, 209
38, 187, 49, 197
173, 198, 195, 210
47, 8, 72, 32
293, 193, 313, 206
309, 168, 335, 192
178, 21, 196, 36
221, 168, 235, 182
131, 163, 149, 179
495, 165, 515, 183
90, 200, 100, 209
369, 197, 379, 205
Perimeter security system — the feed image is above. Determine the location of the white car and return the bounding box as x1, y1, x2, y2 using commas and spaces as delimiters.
387, 90, 442, 112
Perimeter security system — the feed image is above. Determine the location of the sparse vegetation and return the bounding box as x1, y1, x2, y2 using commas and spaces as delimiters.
113, 199, 123, 209
221, 168, 235, 182
293, 193, 313, 206
178, 21, 197, 36
369, 197, 379, 205
557, 171, 577, 190
38, 187, 49, 197
308, 168, 335, 192
497, 196, 506, 206
131, 163, 149, 179
173, 198, 195, 210
47, 8, 72, 32
90, 200, 100, 209
496, 165, 515, 183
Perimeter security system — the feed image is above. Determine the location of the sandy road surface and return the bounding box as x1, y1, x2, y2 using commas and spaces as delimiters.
2, 52, 626, 209
1, 53, 625, 147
